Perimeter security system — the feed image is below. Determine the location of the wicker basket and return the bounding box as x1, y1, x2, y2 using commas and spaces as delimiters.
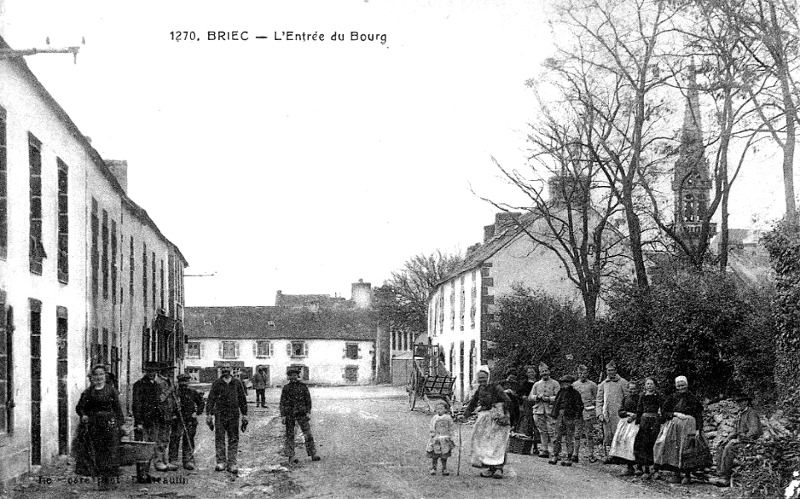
508, 435, 534, 455
118, 440, 155, 466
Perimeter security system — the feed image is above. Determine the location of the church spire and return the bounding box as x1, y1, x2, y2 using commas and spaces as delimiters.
672, 62, 714, 241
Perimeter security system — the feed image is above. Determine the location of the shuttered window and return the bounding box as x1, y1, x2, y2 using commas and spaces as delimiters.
255, 340, 273, 358
186, 341, 201, 359
220, 340, 238, 359
344, 343, 359, 360
288, 341, 308, 358
57, 159, 68, 282
0, 292, 8, 433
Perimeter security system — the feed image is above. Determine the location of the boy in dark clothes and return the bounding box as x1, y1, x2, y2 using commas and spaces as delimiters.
280, 366, 321, 463
549, 375, 584, 466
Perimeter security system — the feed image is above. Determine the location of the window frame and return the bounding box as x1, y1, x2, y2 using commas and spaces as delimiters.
186, 341, 201, 359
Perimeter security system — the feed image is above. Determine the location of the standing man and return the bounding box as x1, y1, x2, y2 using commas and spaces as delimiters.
155, 364, 179, 471
252, 368, 269, 408
280, 366, 321, 463
132, 361, 175, 483
515, 365, 540, 455
530, 362, 560, 458
206, 366, 248, 474
572, 364, 598, 463
169, 373, 205, 470
596, 361, 629, 463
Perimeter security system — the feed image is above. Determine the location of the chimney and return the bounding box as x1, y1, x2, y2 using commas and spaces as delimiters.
351, 279, 372, 309
105, 160, 128, 194
483, 225, 495, 243
495, 212, 521, 232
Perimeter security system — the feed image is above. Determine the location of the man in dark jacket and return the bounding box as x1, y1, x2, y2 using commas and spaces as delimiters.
169, 373, 205, 470
549, 375, 584, 466
206, 366, 248, 474
132, 361, 177, 482
280, 366, 320, 463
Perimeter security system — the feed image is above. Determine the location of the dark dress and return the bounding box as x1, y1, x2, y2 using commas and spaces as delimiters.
514, 380, 541, 443
499, 379, 521, 429
634, 392, 661, 465
659, 391, 712, 471
75, 384, 125, 477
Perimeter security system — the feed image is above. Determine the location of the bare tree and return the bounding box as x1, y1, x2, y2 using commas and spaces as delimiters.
481, 71, 628, 325
733, 0, 799, 221
378, 251, 463, 335
550, 0, 686, 292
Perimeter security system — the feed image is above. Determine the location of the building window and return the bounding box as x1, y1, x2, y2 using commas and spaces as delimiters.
459, 275, 465, 330
142, 243, 147, 310
289, 364, 309, 381
29, 134, 45, 275
160, 260, 165, 311
288, 341, 308, 358
345, 343, 359, 360
470, 271, 477, 328
111, 221, 117, 304
185, 367, 200, 383
255, 340, 273, 358
129, 237, 135, 298
0, 292, 10, 433
0, 107, 6, 260
57, 159, 68, 283
168, 253, 175, 317
151, 252, 156, 312
102, 210, 109, 299
449, 283, 455, 330
186, 341, 201, 359
344, 366, 358, 383
220, 340, 238, 359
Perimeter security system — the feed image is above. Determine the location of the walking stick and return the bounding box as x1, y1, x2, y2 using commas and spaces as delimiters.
457, 419, 462, 476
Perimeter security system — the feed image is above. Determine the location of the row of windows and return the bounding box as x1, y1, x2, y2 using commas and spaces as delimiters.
0, 122, 72, 280
186, 340, 362, 360
430, 270, 478, 336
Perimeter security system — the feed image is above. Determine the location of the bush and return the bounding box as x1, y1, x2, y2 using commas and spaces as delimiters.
489, 283, 594, 379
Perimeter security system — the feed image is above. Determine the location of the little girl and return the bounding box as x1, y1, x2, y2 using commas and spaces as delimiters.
426, 400, 456, 475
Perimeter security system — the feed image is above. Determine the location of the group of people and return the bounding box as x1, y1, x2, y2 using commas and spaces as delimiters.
73, 362, 321, 489
435, 361, 761, 486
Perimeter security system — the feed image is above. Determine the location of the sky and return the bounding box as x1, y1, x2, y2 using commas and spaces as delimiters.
0, 0, 793, 306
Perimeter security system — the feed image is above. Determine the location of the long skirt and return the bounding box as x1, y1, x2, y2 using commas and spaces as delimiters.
73, 412, 121, 477
469, 410, 510, 468
515, 398, 541, 444
634, 414, 659, 465
653, 414, 712, 472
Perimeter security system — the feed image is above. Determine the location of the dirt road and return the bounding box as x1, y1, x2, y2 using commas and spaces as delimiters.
10, 386, 724, 499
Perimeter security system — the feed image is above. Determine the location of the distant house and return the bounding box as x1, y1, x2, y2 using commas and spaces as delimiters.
184, 284, 377, 386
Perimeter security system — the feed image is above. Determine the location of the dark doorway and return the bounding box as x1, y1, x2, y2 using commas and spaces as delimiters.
30, 300, 42, 465
56, 309, 68, 455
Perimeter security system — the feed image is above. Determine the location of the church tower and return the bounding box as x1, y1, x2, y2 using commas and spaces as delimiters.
672, 63, 715, 241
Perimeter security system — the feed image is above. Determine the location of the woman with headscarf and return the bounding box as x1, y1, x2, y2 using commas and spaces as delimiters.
463, 366, 512, 478
75, 364, 125, 489
653, 375, 712, 484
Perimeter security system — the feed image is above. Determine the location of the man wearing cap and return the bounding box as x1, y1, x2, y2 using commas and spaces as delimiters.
572, 364, 598, 463
280, 366, 320, 462
132, 361, 174, 482
711, 393, 762, 487
169, 373, 205, 470
252, 368, 269, 409
596, 361, 629, 463
549, 375, 584, 466
206, 366, 248, 474
530, 362, 560, 458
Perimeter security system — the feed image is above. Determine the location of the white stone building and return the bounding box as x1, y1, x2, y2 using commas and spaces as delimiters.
184, 306, 376, 386
0, 35, 187, 486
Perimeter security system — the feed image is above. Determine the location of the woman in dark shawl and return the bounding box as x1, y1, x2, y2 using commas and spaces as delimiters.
463, 366, 512, 479
634, 377, 662, 479
75, 364, 125, 488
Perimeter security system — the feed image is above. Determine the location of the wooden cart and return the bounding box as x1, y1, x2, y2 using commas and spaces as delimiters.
406, 344, 456, 411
